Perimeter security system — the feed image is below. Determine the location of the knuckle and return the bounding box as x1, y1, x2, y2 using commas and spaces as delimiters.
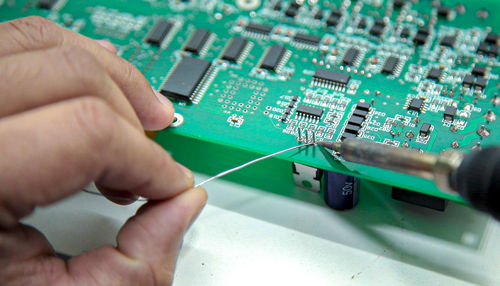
71, 97, 117, 150
57, 46, 104, 79
8, 16, 59, 46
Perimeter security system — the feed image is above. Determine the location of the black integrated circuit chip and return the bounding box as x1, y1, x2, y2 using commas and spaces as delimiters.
420, 123, 432, 137
358, 18, 367, 29
327, 10, 342, 26
382, 56, 399, 74
345, 124, 361, 134
475, 77, 487, 89
394, 0, 406, 8
427, 68, 443, 81
356, 102, 370, 111
348, 115, 364, 126
408, 98, 424, 112
38, 0, 57, 9
400, 27, 410, 38
342, 48, 359, 66
437, 6, 451, 18
462, 74, 474, 87
296, 104, 324, 119
472, 65, 487, 77
222, 37, 248, 62
293, 33, 322, 46
184, 28, 211, 54
314, 9, 323, 20
245, 22, 273, 35
370, 19, 386, 36
440, 35, 456, 47
160, 56, 211, 101
353, 109, 369, 118
486, 32, 498, 44
146, 20, 173, 46
413, 28, 430, 45
313, 68, 351, 86
444, 106, 457, 121
260, 45, 286, 71
341, 132, 357, 141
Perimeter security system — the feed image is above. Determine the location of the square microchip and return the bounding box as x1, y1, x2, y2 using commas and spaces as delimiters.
462, 74, 475, 87
427, 68, 443, 81
342, 48, 359, 66
444, 106, 457, 121
348, 115, 365, 126
260, 45, 286, 71
472, 65, 487, 77
296, 104, 324, 119
440, 35, 456, 47
420, 123, 432, 137
475, 77, 487, 89
184, 28, 211, 54
381, 56, 399, 74
160, 56, 211, 101
313, 68, 351, 86
408, 98, 424, 112
222, 37, 248, 62
146, 20, 174, 46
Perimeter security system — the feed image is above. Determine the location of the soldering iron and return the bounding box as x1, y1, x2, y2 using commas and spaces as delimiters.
318, 139, 500, 220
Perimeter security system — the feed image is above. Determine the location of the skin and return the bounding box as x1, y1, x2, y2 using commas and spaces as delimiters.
0, 16, 207, 286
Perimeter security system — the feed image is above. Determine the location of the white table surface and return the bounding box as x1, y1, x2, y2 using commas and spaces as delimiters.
23, 173, 500, 286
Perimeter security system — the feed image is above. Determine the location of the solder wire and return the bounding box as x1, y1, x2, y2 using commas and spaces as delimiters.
82, 142, 315, 202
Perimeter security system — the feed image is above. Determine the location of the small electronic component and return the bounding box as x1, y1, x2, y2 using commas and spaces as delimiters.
184, 28, 211, 54
485, 32, 499, 45
381, 56, 399, 74
472, 65, 487, 77
245, 22, 273, 35
260, 45, 287, 71
160, 56, 211, 101
444, 106, 457, 121
420, 123, 432, 137
285, 2, 300, 17
341, 132, 357, 141
348, 115, 364, 126
394, 0, 406, 8
146, 20, 173, 46
358, 18, 367, 29
293, 33, 321, 46
427, 67, 443, 81
342, 48, 359, 66
221, 37, 248, 62
356, 102, 370, 112
413, 27, 430, 45
324, 171, 360, 210
344, 124, 361, 134
296, 104, 324, 119
38, 0, 57, 9
370, 19, 385, 36
326, 10, 342, 27
353, 109, 368, 118
313, 68, 351, 88
475, 77, 488, 89
437, 6, 451, 18
400, 27, 410, 38
462, 74, 475, 87
273, 1, 281, 10
314, 9, 323, 20
408, 98, 424, 112
440, 35, 456, 47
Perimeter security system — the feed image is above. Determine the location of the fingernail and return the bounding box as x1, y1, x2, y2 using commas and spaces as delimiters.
176, 162, 193, 180
153, 89, 173, 108
95, 40, 117, 53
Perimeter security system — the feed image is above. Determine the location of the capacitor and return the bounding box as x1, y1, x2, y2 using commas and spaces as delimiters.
323, 171, 360, 210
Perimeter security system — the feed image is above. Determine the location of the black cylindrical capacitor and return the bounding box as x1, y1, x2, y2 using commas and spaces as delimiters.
324, 171, 360, 210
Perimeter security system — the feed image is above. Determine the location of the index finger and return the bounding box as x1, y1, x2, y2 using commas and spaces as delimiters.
0, 16, 173, 131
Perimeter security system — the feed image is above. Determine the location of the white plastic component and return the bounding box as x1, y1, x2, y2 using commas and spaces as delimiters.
292, 162, 322, 192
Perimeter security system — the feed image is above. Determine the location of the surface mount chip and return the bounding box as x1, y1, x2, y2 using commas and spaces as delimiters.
260, 45, 286, 71
160, 56, 211, 101
293, 33, 321, 46
296, 104, 324, 119
146, 20, 173, 46
420, 123, 432, 137
222, 37, 248, 62
342, 48, 359, 66
427, 68, 443, 81
440, 35, 456, 47
472, 65, 487, 77
381, 56, 399, 74
408, 98, 424, 112
444, 106, 457, 121
38, 0, 57, 9
313, 68, 351, 87
245, 22, 273, 35
462, 74, 475, 87
326, 10, 342, 26
184, 28, 211, 54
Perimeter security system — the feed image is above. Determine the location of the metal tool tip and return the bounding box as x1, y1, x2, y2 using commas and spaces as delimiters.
317, 141, 341, 151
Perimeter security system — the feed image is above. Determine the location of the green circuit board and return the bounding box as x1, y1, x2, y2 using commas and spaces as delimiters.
1, 0, 499, 203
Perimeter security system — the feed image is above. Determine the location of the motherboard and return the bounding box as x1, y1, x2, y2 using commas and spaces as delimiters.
1, 0, 499, 203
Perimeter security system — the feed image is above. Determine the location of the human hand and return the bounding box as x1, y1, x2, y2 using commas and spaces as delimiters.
0, 16, 207, 286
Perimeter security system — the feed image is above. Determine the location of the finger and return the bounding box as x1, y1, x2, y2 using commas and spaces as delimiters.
0, 46, 142, 130
0, 16, 174, 130
95, 39, 117, 53
69, 187, 208, 286
0, 188, 207, 286
0, 97, 193, 227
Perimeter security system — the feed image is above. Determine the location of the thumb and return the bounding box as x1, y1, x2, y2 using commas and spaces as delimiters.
67, 187, 207, 286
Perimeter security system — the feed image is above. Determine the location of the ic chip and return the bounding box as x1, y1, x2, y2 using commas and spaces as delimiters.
293, 33, 322, 46
313, 68, 351, 87
344, 124, 361, 134
222, 37, 248, 62
342, 48, 359, 66
462, 74, 474, 87
400, 27, 410, 38
477, 41, 489, 55
394, 0, 406, 8
245, 22, 273, 35
475, 77, 487, 89
408, 98, 424, 112
427, 68, 443, 81
314, 9, 324, 20
369, 25, 384, 36
146, 20, 173, 46
38, 0, 57, 9
296, 104, 324, 119
160, 56, 211, 101
358, 18, 367, 29
285, 5, 299, 17
382, 56, 399, 74
472, 65, 487, 77
420, 123, 432, 137
413, 28, 430, 45
184, 28, 211, 54
348, 115, 364, 126
486, 32, 498, 44
356, 102, 370, 111
444, 106, 457, 121
260, 45, 286, 71
341, 132, 357, 141
353, 109, 368, 118
327, 10, 342, 26
440, 35, 456, 47
437, 6, 451, 18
